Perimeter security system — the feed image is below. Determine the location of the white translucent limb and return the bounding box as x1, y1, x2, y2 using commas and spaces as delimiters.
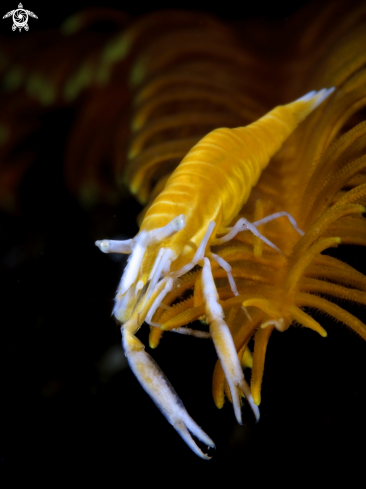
119, 216, 185, 296
97, 215, 185, 255
170, 221, 216, 278
95, 238, 134, 254
213, 217, 283, 254
252, 211, 304, 236
212, 218, 248, 244
145, 277, 174, 326
201, 258, 260, 424
122, 326, 215, 459
147, 248, 166, 282
113, 281, 137, 323
208, 252, 252, 321
119, 230, 149, 295
208, 252, 239, 296
145, 249, 174, 303
171, 327, 211, 338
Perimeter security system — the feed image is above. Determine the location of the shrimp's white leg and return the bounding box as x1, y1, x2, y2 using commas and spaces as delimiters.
145, 277, 174, 326
170, 221, 216, 278
171, 327, 211, 338
144, 221, 217, 327
122, 314, 215, 459
252, 211, 304, 236
213, 218, 283, 254
96, 214, 186, 298
212, 211, 304, 249
208, 252, 239, 296
201, 257, 260, 424
207, 252, 252, 321
145, 249, 174, 303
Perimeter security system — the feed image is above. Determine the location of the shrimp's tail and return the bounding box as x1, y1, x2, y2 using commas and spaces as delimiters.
290, 87, 335, 121
232, 87, 335, 178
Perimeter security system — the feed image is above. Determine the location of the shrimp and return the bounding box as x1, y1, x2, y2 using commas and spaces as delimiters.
96, 87, 335, 459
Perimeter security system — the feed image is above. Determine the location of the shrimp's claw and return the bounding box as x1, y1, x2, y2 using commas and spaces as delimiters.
201, 257, 260, 423
122, 325, 215, 459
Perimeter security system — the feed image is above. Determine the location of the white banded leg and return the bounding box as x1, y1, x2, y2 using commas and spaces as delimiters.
201, 257, 259, 424
122, 313, 215, 459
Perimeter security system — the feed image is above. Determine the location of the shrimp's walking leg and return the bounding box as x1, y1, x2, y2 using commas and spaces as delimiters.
201, 257, 260, 424
207, 252, 252, 321
252, 211, 304, 235
212, 212, 304, 249
122, 306, 215, 459
144, 221, 216, 327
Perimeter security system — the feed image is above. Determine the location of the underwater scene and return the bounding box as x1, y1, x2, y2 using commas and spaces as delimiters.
1, 0, 366, 482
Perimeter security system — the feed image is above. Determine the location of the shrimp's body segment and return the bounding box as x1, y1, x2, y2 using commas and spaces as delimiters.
96, 88, 334, 458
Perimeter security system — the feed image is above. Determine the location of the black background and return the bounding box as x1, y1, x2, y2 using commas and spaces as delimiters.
1, 0, 366, 484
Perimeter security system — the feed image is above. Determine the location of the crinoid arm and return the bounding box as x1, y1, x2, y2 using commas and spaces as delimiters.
122, 301, 215, 460
201, 257, 260, 423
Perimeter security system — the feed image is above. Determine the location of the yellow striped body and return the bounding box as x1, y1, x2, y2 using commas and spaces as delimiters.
139, 91, 329, 276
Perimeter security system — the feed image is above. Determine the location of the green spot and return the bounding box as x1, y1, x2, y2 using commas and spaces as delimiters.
102, 34, 130, 64
95, 62, 111, 86
127, 148, 136, 160
38, 82, 56, 106
2, 66, 24, 91
129, 60, 145, 87
26, 73, 44, 96
60, 14, 82, 35
63, 64, 92, 102
26, 74, 55, 105
0, 124, 9, 145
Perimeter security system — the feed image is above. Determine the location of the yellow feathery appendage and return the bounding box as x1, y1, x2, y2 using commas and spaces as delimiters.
138, 9, 366, 411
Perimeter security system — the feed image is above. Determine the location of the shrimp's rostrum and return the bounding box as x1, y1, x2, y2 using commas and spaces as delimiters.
96, 88, 334, 459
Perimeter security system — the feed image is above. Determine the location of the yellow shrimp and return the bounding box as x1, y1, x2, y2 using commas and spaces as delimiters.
96, 87, 334, 459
